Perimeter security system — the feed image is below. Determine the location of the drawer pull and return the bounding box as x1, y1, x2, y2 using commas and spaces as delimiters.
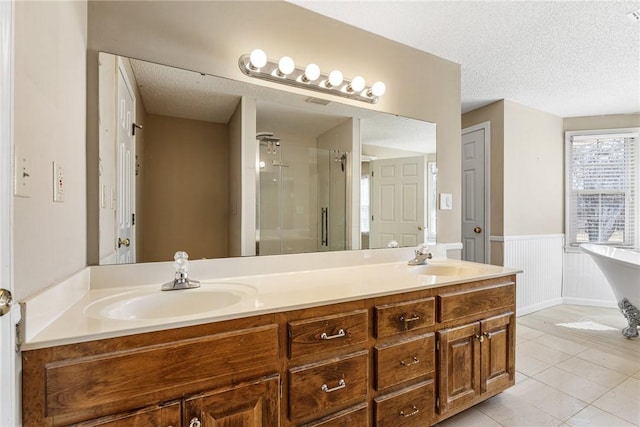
400, 356, 420, 366
400, 405, 419, 417
320, 329, 346, 340
400, 314, 420, 329
321, 378, 346, 393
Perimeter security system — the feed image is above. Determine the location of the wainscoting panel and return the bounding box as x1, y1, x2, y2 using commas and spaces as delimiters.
563, 250, 616, 307
500, 234, 564, 316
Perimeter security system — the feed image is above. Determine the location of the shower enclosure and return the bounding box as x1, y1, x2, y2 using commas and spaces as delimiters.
256, 133, 349, 255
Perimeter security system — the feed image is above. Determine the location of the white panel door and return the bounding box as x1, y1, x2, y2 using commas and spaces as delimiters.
461, 126, 487, 262
116, 62, 136, 264
0, 2, 17, 424
370, 156, 425, 248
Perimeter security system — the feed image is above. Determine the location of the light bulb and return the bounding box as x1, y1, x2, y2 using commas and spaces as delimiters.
328, 70, 343, 88
249, 49, 267, 69
278, 56, 295, 76
303, 63, 320, 82
348, 76, 366, 93
369, 81, 386, 97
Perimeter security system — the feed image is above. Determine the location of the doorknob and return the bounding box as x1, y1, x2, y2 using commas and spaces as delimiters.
0, 288, 13, 317
474, 226, 482, 234
118, 237, 131, 248
417, 225, 423, 231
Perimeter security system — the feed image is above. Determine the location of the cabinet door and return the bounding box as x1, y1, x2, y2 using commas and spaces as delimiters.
437, 322, 481, 415
76, 402, 180, 427
481, 312, 515, 395
183, 375, 279, 427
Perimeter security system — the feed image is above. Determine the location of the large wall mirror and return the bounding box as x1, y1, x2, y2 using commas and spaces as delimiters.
97, 53, 436, 265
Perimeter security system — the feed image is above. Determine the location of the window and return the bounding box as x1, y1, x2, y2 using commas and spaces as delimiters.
565, 128, 638, 249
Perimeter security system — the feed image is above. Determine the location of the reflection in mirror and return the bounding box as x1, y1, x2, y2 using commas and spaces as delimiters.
97, 53, 436, 265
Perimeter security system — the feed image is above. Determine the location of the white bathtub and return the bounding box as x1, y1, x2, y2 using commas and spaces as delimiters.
580, 243, 640, 338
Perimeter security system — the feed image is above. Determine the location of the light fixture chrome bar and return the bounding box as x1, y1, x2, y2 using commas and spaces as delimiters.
238, 53, 383, 104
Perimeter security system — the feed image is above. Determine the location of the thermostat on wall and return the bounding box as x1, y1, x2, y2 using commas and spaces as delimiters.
440, 193, 452, 210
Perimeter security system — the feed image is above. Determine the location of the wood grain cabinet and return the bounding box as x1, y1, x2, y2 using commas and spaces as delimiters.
22, 275, 516, 427
437, 310, 515, 416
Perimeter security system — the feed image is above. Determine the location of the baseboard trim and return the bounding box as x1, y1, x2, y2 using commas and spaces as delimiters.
562, 297, 617, 309
516, 298, 563, 317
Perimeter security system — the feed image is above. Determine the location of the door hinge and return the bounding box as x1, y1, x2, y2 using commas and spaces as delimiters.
371, 215, 374, 222
436, 396, 440, 408
132, 213, 135, 226
371, 171, 374, 177
436, 339, 440, 351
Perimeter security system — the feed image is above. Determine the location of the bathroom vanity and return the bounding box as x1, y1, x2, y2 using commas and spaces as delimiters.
21, 257, 517, 426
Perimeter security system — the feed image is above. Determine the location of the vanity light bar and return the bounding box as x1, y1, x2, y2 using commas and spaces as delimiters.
238, 49, 385, 104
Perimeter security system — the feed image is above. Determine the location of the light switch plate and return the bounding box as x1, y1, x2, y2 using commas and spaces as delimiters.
53, 161, 64, 202
440, 193, 452, 210
14, 148, 31, 198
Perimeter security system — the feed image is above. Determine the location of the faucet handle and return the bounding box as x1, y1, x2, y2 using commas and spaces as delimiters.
174, 251, 190, 276
415, 243, 430, 255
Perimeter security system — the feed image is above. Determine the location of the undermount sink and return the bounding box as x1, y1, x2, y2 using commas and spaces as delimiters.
410, 264, 485, 277
84, 283, 256, 321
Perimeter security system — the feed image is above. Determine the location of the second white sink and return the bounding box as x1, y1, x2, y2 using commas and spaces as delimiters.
84, 283, 256, 321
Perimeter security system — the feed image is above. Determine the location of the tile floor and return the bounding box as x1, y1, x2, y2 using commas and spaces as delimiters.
436, 304, 640, 427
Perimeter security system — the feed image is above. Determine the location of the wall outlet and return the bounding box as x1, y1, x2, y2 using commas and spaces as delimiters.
14, 149, 31, 198
53, 162, 64, 202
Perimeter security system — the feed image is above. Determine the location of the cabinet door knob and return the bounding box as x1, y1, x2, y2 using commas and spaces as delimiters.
189, 418, 202, 427
484, 332, 493, 339
117, 237, 131, 248
320, 329, 346, 340
475, 334, 485, 343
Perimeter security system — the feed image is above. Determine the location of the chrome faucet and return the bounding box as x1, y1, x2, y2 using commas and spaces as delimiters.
408, 244, 433, 266
161, 251, 201, 291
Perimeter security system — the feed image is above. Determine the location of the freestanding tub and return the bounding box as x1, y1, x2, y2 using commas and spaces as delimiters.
580, 243, 640, 338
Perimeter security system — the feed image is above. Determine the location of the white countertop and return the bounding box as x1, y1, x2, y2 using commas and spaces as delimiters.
22, 253, 520, 351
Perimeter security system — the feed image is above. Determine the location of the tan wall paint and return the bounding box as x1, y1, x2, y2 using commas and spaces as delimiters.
503, 100, 564, 236
462, 100, 564, 263
87, 0, 462, 257
141, 114, 229, 262
563, 114, 640, 131
14, 1, 87, 300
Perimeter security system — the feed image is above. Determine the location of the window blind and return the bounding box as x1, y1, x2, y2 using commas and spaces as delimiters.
566, 130, 638, 248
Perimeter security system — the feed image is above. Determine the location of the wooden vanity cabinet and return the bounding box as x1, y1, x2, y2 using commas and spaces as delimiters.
22, 274, 516, 427
436, 284, 516, 418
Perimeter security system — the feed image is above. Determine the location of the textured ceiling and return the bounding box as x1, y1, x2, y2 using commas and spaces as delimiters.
290, 0, 640, 118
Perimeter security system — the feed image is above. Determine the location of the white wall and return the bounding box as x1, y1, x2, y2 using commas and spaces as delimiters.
13, 1, 87, 300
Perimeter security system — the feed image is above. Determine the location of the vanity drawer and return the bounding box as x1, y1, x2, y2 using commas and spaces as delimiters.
288, 309, 368, 359
438, 282, 515, 323
375, 297, 435, 338
299, 402, 368, 426
289, 351, 368, 421
374, 380, 435, 427
375, 333, 434, 390
43, 325, 279, 423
